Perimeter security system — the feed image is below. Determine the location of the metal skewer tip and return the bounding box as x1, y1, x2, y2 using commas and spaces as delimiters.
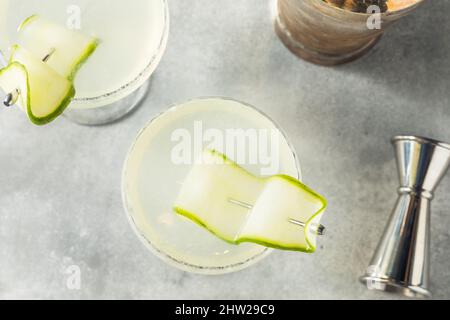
288, 218, 325, 236
229, 198, 325, 236
3, 89, 19, 107
316, 224, 325, 236
42, 48, 56, 63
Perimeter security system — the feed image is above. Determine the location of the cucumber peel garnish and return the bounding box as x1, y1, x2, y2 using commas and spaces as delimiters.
174, 150, 327, 253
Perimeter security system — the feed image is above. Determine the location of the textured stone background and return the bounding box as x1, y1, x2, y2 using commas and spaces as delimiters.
1, 0, 450, 299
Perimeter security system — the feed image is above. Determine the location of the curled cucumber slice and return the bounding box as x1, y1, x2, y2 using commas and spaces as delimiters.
0, 46, 75, 125
174, 150, 327, 253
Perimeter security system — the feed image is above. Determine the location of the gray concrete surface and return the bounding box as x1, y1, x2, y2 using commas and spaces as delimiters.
1, 0, 450, 299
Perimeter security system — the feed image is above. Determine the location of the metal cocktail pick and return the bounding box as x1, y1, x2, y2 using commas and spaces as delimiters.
228, 198, 326, 236
360, 135, 450, 298
2, 48, 55, 107
176, 172, 326, 237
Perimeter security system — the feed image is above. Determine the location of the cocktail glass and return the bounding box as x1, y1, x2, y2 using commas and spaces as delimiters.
0, 0, 169, 125
275, 0, 425, 66
122, 97, 302, 274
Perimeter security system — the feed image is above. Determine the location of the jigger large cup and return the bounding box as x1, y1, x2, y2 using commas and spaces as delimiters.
360, 136, 450, 298
275, 0, 425, 66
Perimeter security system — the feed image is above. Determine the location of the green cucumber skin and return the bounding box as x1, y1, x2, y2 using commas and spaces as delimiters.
0, 62, 76, 126
208, 149, 264, 181
18, 60, 76, 126
17, 14, 39, 32
175, 150, 327, 252
209, 148, 328, 212
16, 15, 100, 81
8, 13, 101, 125
174, 207, 238, 245
29, 84, 75, 126
272, 174, 328, 251
8, 44, 20, 64
174, 207, 316, 253
237, 237, 315, 253
67, 39, 99, 81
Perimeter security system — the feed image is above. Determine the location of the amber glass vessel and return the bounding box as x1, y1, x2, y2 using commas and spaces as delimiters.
275, 0, 425, 66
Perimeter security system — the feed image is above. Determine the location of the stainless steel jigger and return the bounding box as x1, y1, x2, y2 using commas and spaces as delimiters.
360, 135, 450, 298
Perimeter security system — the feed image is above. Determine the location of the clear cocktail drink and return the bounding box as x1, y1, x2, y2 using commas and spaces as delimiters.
122, 97, 302, 274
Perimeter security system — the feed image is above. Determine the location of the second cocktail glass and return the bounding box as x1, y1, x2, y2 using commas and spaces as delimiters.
122, 97, 302, 274
0, 0, 169, 125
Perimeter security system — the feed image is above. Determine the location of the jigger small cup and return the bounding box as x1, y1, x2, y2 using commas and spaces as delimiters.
275, 0, 425, 66
360, 136, 450, 299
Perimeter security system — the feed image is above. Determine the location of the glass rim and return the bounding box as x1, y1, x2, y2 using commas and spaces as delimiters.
72, 0, 169, 106
121, 96, 303, 274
